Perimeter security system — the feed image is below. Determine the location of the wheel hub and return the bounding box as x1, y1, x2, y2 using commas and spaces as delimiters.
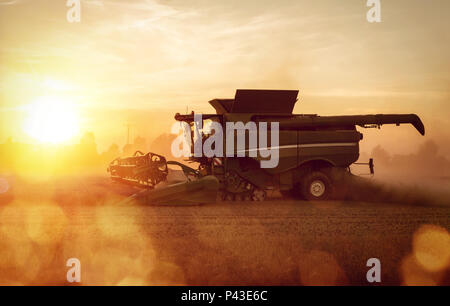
310, 180, 325, 197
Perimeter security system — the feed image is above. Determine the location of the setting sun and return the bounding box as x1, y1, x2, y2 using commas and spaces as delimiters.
23, 96, 79, 144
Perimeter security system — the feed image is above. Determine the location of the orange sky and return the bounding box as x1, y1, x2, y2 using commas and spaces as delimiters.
0, 0, 449, 155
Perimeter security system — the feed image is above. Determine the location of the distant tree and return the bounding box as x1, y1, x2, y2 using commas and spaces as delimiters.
122, 143, 134, 156
133, 136, 147, 152
372, 145, 391, 165
417, 140, 439, 159
106, 143, 120, 156
101, 143, 121, 163
150, 133, 178, 160
121, 136, 148, 156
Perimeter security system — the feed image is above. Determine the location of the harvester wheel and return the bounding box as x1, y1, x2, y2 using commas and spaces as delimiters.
251, 189, 266, 201
221, 171, 256, 202
225, 193, 235, 201
300, 171, 332, 201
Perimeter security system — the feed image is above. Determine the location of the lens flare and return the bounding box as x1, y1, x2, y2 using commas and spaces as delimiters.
0, 177, 9, 194
412, 225, 450, 273
298, 250, 347, 285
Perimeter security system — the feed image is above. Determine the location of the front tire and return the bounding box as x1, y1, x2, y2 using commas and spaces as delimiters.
300, 171, 333, 201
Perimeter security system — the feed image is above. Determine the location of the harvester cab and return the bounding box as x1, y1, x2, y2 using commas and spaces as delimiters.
109, 89, 425, 204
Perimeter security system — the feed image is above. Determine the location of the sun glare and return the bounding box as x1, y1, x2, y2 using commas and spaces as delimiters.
24, 96, 80, 144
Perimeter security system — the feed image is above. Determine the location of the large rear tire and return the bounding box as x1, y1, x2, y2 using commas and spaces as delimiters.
300, 171, 333, 201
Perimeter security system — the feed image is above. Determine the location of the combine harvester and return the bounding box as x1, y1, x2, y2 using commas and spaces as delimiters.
108, 89, 425, 204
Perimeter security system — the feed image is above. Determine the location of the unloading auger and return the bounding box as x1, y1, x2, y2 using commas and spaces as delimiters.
108, 89, 425, 204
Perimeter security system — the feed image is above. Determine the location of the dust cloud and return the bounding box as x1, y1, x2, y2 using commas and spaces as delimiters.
348, 139, 450, 206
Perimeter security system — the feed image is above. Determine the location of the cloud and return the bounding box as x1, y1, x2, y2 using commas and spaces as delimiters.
0, 0, 449, 112
0, 0, 21, 5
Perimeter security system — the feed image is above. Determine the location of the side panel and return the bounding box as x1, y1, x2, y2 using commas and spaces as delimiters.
262, 130, 361, 174
270, 130, 298, 172
297, 131, 360, 167
220, 124, 361, 189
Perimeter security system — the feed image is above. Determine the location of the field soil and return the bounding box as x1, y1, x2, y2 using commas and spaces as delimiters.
0, 174, 449, 285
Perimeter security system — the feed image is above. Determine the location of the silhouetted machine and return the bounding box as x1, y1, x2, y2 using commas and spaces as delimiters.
109, 89, 425, 203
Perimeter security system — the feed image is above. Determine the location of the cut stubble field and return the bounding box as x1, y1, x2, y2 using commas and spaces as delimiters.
0, 175, 449, 285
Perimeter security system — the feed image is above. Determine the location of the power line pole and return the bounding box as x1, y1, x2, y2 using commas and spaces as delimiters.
124, 122, 134, 145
